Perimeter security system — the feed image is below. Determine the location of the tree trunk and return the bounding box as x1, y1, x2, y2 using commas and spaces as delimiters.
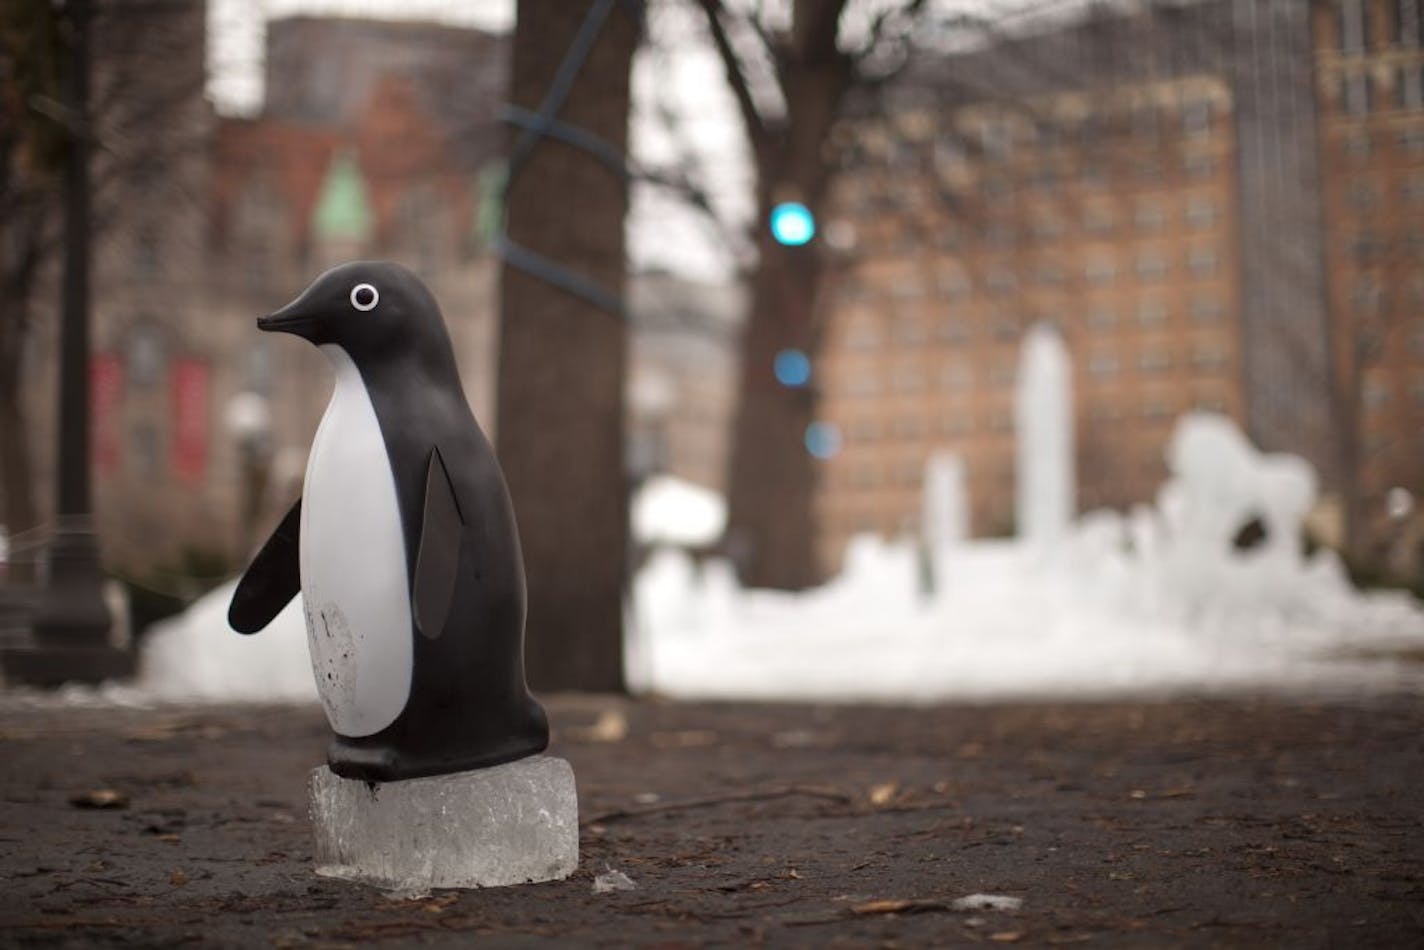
496, 0, 637, 692
723, 227, 824, 589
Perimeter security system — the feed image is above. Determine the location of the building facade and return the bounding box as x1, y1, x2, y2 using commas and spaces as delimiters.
811, 0, 1423, 578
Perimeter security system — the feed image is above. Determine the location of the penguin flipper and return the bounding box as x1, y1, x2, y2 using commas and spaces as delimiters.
228, 499, 302, 634
413, 446, 464, 640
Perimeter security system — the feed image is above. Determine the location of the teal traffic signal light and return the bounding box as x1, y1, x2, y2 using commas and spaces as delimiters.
769, 202, 815, 246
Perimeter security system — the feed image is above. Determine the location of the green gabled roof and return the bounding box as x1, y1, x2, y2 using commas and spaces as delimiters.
313, 149, 373, 242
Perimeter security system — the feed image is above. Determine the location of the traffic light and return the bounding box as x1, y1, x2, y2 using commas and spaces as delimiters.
769, 202, 815, 246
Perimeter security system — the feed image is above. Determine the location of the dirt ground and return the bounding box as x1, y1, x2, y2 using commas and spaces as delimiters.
1, 692, 1422, 947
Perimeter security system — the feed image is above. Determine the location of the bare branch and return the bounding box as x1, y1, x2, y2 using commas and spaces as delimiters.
695, 0, 770, 149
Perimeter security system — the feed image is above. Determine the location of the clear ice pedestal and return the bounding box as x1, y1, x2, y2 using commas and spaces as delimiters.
309, 755, 578, 890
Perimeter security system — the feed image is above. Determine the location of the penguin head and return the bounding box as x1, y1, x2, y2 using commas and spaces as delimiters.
259, 261, 453, 368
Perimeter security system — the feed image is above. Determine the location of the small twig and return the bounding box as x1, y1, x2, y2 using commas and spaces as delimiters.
581, 784, 851, 827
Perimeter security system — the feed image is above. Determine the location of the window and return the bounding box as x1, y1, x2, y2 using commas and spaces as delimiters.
1193, 343, 1228, 371
987, 267, 1017, 296
1132, 104, 1160, 142
1183, 98, 1212, 137
133, 229, 161, 278
1084, 203, 1115, 233
1184, 153, 1216, 179
1191, 296, 1224, 322
1138, 348, 1171, 374
1135, 199, 1166, 231
937, 270, 970, 299
848, 371, 881, 396
1188, 246, 1219, 278
992, 315, 1019, 342
1137, 300, 1168, 328
1344, 72, 1371, 115
891, 277, 925, 299
126, 326, 166, 387
1142, 397, 1173, 420
1353, 281, 1385, 316
1343, 131, 1373, 158
938, 319, 970, 344
1031, 214, 1064, 240
1088, 307, 1117, 329
1341, 0, 1367, 54
1363, 376, 1390, 409
1186, 197, 1218, 227
847, 320, 883, 350
1348, 180, 1382, 211
894, 365, 925, 393
246, 342, 274, 394
1404, 174, 1424, 204
895, 320, 928, 345
942, 362, 974, 391
1085, 254, 1116, 285
1402, 66, 1424, 111
1034, 261, 1066, 286
941, 415, 970, 436
981, 119, 1013, 159
1136, 252, 1169, 280
1088, 352, 1119, 378
1400, 0, 1421, 47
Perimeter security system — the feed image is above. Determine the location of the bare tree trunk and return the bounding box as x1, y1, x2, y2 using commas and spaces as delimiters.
496, 0, 637, 692
723, 228, 823, 588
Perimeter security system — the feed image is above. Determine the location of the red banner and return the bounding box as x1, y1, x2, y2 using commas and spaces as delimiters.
171, 357, 210, 484
90, 354, 123, 474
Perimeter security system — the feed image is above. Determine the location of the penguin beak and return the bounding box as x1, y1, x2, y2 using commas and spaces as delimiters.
257, 299, 319, 337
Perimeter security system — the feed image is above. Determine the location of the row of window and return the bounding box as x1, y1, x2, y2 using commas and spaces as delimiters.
851, 248, 1225, 304
1360, 375, 1424, 409
833, 344, 1231, 397
841, 298, 1228, 350
1335, 124, 1424, 158
1349, 278, 1424, 313
1331, 66, 1424, 116
829, 395, 1230, 458
1334, 0, 1423, 54
1345, 173, 1424, 210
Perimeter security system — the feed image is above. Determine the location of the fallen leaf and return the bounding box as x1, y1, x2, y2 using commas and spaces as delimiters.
578, 709, 629, 743
853, 899, 917, 915
990, 931, 1024, 942
69, 789, 128, 810
869, 782, 899, 806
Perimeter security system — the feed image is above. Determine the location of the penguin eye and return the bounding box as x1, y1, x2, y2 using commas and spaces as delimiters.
350, 283, 379, 312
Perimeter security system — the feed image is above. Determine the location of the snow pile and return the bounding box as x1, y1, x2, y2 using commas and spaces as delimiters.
629, 414, 1424, 701
27, 413, 1414, 706
632, 475, 726, 548
137, 581, 314, 702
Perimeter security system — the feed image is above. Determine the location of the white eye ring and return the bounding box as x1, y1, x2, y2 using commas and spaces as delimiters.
350, 283, 379, 311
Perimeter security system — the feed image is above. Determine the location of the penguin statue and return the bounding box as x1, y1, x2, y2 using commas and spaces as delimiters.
228, 261, 548, 782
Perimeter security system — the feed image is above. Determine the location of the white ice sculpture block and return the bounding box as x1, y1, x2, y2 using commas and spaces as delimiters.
309, 755, 579, 890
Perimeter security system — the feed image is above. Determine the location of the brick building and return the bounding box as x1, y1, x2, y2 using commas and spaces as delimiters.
811, 0, 1423, 578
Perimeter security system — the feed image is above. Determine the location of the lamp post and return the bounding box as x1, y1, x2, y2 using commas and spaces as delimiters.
4, 0, 130, 685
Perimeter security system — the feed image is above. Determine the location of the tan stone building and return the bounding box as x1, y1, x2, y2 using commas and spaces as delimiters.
812, 0, 1421, 578
1313, 0, 1424, 572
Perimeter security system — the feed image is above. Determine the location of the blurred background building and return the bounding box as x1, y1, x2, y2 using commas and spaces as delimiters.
812, 0, 1424, 576
4, 0, 1421, 609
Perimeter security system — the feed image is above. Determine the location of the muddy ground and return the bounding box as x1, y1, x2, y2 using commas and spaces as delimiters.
1, 693, 1422, 947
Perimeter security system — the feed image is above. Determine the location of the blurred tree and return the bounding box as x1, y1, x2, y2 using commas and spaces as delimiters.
0, 0, 65, 544
0, 0, 205, 548
496, 0, 641, 692
694, 0, 931, 589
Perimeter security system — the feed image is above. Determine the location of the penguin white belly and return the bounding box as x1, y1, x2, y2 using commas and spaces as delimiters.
300, 345, 413, 737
